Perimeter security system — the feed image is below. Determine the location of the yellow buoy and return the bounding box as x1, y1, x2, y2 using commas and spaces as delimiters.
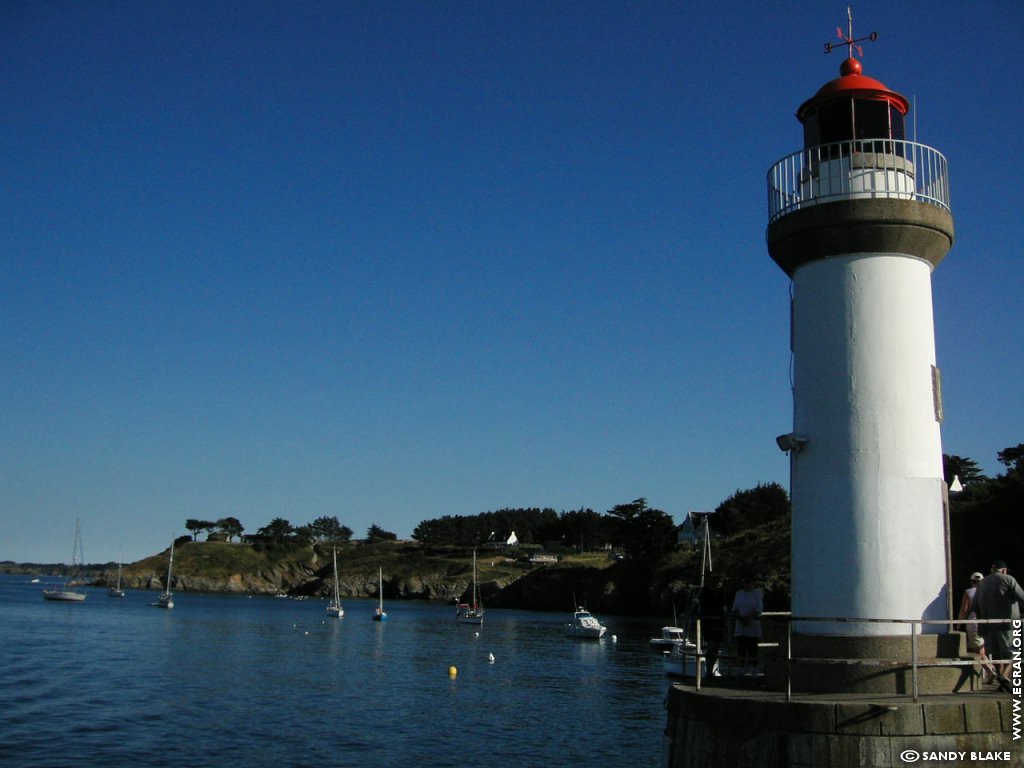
448, 665, 458, 677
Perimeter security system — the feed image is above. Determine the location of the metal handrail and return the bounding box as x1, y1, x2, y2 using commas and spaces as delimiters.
685, 614, 1011, 704
766, 138, 951, 223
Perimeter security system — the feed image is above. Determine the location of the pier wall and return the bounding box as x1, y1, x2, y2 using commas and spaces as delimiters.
662, 686, 1019, 768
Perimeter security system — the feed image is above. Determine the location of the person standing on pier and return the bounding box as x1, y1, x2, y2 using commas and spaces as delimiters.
695, 577, 727, 676
731, 574, 763, 673
974, 560, 1024, 683
957, 571, 994, 683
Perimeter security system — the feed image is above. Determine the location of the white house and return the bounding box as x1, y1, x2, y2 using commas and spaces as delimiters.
675, 511, 712, 547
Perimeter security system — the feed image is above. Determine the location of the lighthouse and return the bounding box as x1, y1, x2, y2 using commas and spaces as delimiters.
663, 24, 1005, 764
766, 26, 954, 643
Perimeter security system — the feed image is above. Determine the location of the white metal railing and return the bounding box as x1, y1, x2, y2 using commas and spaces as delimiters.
685, 614, 1011, 704
767, 139, 951, 223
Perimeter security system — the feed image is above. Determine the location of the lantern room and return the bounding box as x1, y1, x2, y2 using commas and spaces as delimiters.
766, 53, 951, 235
796, 56, 909, 149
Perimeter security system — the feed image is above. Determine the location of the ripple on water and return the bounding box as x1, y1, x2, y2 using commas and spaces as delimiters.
0, 582, 665, 768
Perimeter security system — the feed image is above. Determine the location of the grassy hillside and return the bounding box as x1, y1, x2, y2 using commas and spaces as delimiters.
126, 541, 298, 578
101, 538, 623, 603
24, 522, 791, 615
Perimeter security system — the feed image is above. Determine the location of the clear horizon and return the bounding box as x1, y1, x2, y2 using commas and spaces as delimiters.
3, 1, 1021, 564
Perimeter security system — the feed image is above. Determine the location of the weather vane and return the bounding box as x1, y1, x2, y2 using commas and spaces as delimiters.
824, 6, 877, 57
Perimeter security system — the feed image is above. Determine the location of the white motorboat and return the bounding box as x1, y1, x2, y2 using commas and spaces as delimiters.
566, 607, 606, 639
43, 519, 87, 603
649, 625, 689, 649
326, 546, 344, 618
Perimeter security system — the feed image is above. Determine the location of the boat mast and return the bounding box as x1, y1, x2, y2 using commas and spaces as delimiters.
165, 539, 174, 597
333, 547, 341, 605
699, 515, 712, 587
68, 518, 82, 587
73, 518, 83, 570
472, 549, 478, 610
67, 518, 83, 590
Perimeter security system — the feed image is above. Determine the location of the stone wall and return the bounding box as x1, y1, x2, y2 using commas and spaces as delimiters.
663, 685, 1019, 768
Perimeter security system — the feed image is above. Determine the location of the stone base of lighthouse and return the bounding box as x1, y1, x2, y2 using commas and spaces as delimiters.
662, 685, 1019, 768
660, 632, 1018, 767
763, 633, 973, 695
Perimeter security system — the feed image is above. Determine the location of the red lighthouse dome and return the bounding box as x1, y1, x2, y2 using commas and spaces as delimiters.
796, 57, 909, 149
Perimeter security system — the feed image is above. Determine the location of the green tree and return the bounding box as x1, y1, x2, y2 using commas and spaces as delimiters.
713, 483, 790, 536
556, 508, 607, 552
412, 515, 459, 545
257, 518, 295, 541
411, 508, 561, 547
943, 454, 989, 486
216, 517, 244, 542
950, 442, 1024, 582
309, 515, 353, 543
997, 443, 1024, 476
605, 498, 676, 563
366, 524, 397, 542
185, 518, 215, 541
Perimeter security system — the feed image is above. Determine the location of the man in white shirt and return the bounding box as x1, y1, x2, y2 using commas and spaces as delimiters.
731, 574, 763, 673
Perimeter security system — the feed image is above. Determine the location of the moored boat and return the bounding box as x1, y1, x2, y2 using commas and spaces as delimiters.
151, 537, 175, 609
662, 642, 705, 678
108, 559, 126, 598
326, 546, 344, 618
649, 625, 688, 649
372, 567, 387, 621
43, 587, 87, 602
43, 519, 87, 603
455, 549, 484, 625
566, 607, 606, 639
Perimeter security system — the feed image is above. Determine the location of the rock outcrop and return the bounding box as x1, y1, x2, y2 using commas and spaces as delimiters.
83, 541, 677, 615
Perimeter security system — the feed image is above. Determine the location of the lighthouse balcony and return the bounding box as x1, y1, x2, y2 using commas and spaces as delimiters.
767, 139, 950, 223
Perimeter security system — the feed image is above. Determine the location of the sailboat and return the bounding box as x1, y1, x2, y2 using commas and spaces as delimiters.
372, 567, 387, 621
108, 559, 126, 598
151, 537, 175, 609
42, 518, 87, 602
663, 515, 712, 677
326, 546, 344, 618
455, 549, 484, 625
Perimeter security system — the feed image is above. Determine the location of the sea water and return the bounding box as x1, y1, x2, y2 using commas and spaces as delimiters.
0, 575, 669, 767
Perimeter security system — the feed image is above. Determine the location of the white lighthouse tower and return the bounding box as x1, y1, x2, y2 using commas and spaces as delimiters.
766, 22, 954, 651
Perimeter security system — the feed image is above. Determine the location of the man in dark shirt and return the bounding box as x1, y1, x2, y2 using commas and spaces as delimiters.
694, 577, 727, 676
974, 559, 1024, 681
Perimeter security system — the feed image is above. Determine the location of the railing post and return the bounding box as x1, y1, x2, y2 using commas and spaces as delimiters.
786, 616, 792, 702
911, 620, 919, 703
695, 618, 702, 691
767, 139, 950, 221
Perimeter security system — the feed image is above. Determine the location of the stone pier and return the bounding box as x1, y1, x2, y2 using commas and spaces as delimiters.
662, 684, 1020, 768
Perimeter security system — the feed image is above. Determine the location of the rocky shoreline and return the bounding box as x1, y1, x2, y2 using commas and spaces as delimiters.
2, 541, 671, 616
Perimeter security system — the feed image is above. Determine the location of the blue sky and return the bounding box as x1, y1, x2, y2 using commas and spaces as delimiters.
3, 1, 1021, 564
